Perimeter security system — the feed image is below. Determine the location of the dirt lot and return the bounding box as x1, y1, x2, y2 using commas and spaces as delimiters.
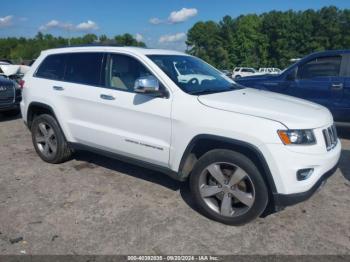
0, 114, 349, 255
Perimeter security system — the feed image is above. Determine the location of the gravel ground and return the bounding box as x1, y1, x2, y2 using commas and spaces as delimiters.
0, 114, 349, 255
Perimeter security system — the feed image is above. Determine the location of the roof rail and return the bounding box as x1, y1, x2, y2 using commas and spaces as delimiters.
56, 43, 125, 48
55, 43, 149, 49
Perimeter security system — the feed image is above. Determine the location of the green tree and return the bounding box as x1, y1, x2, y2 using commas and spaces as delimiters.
186, 6, 350, 69
187, 21, 230, 68
0, 33, 146, 61
114, 33, 146, 47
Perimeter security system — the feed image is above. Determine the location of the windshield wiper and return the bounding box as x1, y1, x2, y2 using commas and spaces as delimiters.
189, 84, 240, 95
189, 88, 232, 95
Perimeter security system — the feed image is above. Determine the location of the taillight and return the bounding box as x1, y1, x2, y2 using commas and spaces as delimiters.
19, 79, 25, 89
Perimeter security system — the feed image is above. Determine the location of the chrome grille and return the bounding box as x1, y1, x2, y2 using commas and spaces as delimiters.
0, 84, 15, 105
323, 125, 338, 151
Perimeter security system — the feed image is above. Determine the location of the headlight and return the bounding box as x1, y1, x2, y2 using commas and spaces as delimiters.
277, 129, 316, 145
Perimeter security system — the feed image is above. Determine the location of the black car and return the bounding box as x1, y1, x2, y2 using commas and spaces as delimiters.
0, 76, 21, 116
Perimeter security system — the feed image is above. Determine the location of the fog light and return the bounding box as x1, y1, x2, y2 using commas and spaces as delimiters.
297, 168, 314, 181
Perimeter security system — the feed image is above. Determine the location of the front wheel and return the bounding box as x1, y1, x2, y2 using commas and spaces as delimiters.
190, 149, 268, 225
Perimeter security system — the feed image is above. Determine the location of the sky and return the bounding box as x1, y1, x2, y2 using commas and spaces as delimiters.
0, 0, 349, 50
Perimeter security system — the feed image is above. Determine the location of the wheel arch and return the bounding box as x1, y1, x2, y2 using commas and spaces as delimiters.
178, 134, 277, 194
27, 101, 72, 154
27, 102, 57, 129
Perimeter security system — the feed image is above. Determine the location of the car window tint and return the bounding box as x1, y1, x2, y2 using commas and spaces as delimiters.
298, 56, 341, 79
106, 54, 153, 92
35, 54, 67, 80
64, 53, 103, 86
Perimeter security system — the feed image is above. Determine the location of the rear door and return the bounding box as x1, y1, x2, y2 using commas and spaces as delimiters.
288, 55, 343, 113
33, 51, 108, 144
58, 52, 108, 145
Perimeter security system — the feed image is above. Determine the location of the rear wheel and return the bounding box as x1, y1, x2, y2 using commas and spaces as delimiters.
31, 114, 72, 164
190, 149, 268, 225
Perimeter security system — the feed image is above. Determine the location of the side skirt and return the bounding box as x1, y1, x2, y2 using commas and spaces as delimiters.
68, 143, 186, 182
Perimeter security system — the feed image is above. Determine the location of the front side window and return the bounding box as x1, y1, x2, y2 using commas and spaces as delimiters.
106, 54, 154, 92
148, 55, 240, 95
64, 52, 104, 86
35, 54, 67, 80
297, 56, 341, 80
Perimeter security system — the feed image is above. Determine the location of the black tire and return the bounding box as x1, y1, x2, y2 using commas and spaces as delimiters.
189, 149, 268, 225
31, 114, 72, 164
235, 75, 241, 79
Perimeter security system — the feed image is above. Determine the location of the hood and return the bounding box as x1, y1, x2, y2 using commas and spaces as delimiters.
197, 88, 333, 129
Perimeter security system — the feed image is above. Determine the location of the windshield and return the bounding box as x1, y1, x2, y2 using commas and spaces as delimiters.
280, 62, 298, 74
147, 55, 241, 95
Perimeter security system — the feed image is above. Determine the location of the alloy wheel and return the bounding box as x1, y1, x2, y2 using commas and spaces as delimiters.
198, 162, 255, 217
35, 122, 57, 158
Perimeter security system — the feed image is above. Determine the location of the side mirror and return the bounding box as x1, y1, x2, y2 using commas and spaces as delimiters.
134, 75, 163, 96
286, 68, 297, 81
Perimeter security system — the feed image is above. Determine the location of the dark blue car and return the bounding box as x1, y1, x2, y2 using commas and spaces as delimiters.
236, 50, 350, 125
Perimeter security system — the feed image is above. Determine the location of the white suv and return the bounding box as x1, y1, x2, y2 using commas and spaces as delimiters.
232, 67, 257, 79
20, 46, 341, 225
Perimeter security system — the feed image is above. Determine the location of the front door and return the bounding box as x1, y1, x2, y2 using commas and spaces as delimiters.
287, 55, 343, 112
89, 53, 172, 167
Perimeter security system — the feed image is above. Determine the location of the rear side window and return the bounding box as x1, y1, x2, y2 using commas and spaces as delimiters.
298, 56, 341, 79
35, 54, 67, 80
65, 53, 104, 86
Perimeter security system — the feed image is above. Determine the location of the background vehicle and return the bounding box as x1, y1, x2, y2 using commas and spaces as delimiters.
0, 60, 30, 85
236, 50, 350, 126
21, 46, 340, 225
220, 69, 232, 78
257, 68, 281, 75
0, 76, 21, 116
231, 67, 256, 79
174, 60, 215, 84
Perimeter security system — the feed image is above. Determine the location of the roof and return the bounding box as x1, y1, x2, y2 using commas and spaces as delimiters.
293, 49, 350, 65
310, 49, 350, 55
304, 49, 350, 60
42, 46, 187, 56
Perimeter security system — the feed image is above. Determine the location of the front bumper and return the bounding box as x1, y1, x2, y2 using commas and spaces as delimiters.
273, 162, 338, 208
262, 139, 341, 195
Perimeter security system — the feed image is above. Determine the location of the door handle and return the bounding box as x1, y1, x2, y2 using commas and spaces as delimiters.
331, 83, 343, 89
100, 94, 115, 100
53, 86, 64, 91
